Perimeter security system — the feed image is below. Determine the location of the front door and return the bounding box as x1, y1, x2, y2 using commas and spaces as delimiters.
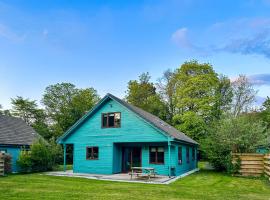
122, 147, 141, 172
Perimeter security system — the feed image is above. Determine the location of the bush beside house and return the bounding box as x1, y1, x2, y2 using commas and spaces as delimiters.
17, 139, 62, 173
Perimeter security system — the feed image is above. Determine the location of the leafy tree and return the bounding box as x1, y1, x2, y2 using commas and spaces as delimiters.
10, 96, 38, 125
174, 60, 219, 120
202, 115, 269, 171
261, 96, 270, 129
0, 104, 11, 116
157, 69, 177, 123
10, 96, 50, 139
212, 75, 233, 120
42, 83, 100, 137
173, 111, 207, 142
126, 73, 167, 120
231, 75, 257, 117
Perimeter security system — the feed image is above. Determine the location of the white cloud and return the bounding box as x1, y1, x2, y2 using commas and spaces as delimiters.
171, 27, 192, 48
0, 23, 25, 43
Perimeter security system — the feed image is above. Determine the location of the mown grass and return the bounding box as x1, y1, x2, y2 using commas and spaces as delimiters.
0, 170, 269, 200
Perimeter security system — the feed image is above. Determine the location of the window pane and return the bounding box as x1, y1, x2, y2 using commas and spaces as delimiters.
157, 147, 164, 152
150, 147, 156, 152
192, 147, 195, 161
186, 147, 190, 163
108, 114, 115, 127
102, 114, 108, 127
93, 147, 99, 159
150, 151, 156, 163
157, 152, 164, 163
178, 146, 182, 164
114, 113, 121, 127
86, 147, 92, 159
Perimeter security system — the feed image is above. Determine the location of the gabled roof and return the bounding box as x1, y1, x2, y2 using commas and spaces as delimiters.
0, 115, 40, 146
58, 93, 198, 145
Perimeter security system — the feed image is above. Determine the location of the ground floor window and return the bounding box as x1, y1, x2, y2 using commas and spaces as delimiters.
192, 147, 195, 161
178, 146, 182, 164
149, 146, 164, 164
186, 147, 190, 163
86, 147, 99, 160
0, 149, 7, 153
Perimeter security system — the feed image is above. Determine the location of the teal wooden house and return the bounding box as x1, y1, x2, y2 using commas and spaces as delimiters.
58, 94, 198, 176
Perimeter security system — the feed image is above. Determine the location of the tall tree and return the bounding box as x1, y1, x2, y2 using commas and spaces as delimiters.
212, 74, 233, 119
261, 96, 270, 129
157, 69, 177, 123
11, 96, 38, 125
231, 75, 257, 117
174, 60, 219, 119
42, 83, 100, 137
10, 96, 50, 138
126, 72, 167, 120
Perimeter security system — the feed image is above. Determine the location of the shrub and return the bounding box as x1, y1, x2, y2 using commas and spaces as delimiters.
201, 115, 269, 172
17, 139, 63, 172
17, 150, 32, 173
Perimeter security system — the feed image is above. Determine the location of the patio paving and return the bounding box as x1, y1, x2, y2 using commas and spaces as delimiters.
45, 170, 175, 184
44, 169, 199, 184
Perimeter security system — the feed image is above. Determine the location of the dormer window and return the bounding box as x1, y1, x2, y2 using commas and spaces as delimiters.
102, 112, 121, 128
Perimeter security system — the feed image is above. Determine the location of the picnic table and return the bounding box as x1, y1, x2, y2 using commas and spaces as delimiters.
129, 167, 157, 180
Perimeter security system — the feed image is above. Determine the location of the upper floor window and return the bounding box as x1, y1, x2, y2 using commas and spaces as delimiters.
178, 146, 182, 165
86, 147, 99, 160
102, 112, 121, 128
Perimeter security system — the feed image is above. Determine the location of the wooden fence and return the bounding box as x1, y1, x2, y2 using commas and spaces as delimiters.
265, 154, 270, 180
0, 153, 4, 176
232, 153, 270, 179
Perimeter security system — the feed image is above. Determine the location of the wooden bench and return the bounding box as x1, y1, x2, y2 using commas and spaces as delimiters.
129, 167, 157, 180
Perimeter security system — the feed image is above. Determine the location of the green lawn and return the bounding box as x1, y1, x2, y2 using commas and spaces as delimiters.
0, 170, 269, 200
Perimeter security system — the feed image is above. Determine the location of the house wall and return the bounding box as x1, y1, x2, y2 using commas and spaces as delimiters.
64, 99, 169, 174
63, 98, 198, 176
172, 142, 198, 175
0, 145, 21, 172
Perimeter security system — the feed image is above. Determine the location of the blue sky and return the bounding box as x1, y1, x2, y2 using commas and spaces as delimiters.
0, 0, 270, 109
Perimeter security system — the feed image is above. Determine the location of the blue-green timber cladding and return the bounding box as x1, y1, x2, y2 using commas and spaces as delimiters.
62, 98, 197, 176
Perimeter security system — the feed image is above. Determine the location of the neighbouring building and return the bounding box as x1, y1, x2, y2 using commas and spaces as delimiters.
0, 115, 40, 172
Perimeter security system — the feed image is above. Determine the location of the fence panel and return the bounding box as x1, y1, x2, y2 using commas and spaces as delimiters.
264, 154, 270, 180
0, 153, 4, 176
232, 153, 264, 177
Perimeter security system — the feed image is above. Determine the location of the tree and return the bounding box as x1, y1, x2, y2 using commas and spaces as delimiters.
202, 115, 269, 171
157, 69, 177, 123
231, 75, 257, 117
212, 75, 233, 119
0, 104, 11, 116
42, 83, 100, 137
174, 60, 219, 120
10, 96, 38, 125
173, 111, 207, 142
261, 96, 270, 129
126, 73, 167, 120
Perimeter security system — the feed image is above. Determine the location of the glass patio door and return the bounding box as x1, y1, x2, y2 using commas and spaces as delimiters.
122, 147, 141, 172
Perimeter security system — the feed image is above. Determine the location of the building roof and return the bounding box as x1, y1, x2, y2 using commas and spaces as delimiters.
108, 94, 198, 145
0, 115, 40, 146
58, 93, 198, 145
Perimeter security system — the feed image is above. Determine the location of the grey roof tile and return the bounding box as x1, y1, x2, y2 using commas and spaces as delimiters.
107, 93, 198, 145
0, 115, 39, 146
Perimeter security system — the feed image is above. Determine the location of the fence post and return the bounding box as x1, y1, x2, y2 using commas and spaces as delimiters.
264, 154, 270, 181
0, 153, 4, 176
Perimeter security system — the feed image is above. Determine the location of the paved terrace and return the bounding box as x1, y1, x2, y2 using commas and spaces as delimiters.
44, 169, 199, 185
